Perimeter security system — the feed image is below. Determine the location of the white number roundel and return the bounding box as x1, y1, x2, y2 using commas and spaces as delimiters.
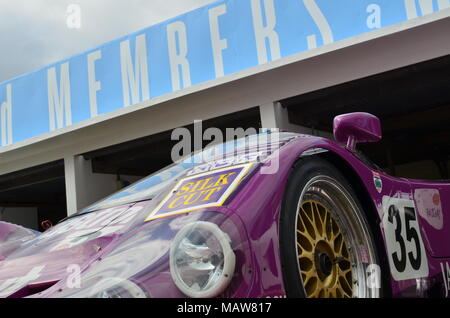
382, 196, 429, 281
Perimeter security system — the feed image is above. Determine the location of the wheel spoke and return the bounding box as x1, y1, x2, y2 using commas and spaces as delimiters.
333, 233, 344, 254
303, 275, 320, 297
295, 198, 361, 299
312, 202, 325, 237
325, 212, 334, 241
300, 205, 317, 241
301, 205, 314, 225
339, 275, 353, 297
328, 286, 340, 298
297, 243, 314, 258
296, 231, 314, 252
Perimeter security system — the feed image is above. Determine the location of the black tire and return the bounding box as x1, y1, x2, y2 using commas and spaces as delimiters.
280, 157, 383, 298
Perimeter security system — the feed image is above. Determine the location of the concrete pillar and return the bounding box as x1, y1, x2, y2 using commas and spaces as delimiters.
64, 156, 117, 216
259, 102, 310, 133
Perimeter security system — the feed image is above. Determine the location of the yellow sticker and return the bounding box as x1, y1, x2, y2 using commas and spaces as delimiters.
145, 163, 253, 221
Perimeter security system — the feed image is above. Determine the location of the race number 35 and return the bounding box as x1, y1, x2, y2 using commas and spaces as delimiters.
382, 197, 429, 281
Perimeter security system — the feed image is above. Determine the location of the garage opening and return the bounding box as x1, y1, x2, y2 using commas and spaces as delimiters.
84, 106, 261, 177
282, 54, 450, 181
0, 160, 66, 231
79, 107, 262, 203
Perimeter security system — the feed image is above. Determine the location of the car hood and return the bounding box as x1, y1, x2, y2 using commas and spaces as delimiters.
0, 201, 152, 297
0, 133, 321, 297
0, 235, 114, 297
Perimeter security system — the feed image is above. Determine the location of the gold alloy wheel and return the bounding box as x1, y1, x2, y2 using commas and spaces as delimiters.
296, 200, 354, 298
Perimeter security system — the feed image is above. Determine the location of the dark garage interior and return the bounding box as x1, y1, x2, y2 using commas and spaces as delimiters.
82, 107, 262, 178
0, 160, 67, 231
283, 54, 450, 181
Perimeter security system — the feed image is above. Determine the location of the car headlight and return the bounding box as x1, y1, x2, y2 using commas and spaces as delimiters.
170, 221, 236, 298
87, 278, 147, 298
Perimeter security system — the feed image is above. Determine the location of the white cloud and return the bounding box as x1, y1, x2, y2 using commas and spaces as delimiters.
0, 0, 217, 82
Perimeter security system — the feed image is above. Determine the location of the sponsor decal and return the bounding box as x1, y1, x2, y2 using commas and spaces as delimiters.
382, 196, 429, 281
186, 152, 262, 176
0, 266, 45, 297
372, 171, 383, 193
414, 189, 444, 230
146, 163, 252, 221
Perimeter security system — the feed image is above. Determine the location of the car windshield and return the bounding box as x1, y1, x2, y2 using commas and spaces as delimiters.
79, 132, 295, 214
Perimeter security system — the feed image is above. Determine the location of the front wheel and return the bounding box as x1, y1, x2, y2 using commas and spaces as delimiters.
280, 158, 382, 298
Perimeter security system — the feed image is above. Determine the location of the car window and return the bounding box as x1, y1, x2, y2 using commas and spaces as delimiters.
79, 132, 294, 214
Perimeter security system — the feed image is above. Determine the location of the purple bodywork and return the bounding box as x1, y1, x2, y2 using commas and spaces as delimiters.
0, 113, 449, 298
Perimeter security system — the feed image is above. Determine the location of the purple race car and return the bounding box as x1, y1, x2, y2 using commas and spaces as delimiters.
0, 112, 449, 298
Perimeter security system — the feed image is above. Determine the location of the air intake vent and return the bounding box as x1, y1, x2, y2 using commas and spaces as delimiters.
8, 281, 58, 298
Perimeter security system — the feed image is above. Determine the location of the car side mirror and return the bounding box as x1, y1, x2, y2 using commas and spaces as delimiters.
333, 112, 382, 151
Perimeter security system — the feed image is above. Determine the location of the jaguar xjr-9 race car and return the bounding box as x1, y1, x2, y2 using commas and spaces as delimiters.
0, 112, 449, 298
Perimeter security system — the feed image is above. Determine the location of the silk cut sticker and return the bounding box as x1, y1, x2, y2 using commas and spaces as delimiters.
145, 163, 253, 221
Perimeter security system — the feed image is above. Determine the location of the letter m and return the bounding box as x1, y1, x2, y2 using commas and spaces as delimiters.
47, 63, 72, 131
222, 303, 232, 313
120, 34, 150, 107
